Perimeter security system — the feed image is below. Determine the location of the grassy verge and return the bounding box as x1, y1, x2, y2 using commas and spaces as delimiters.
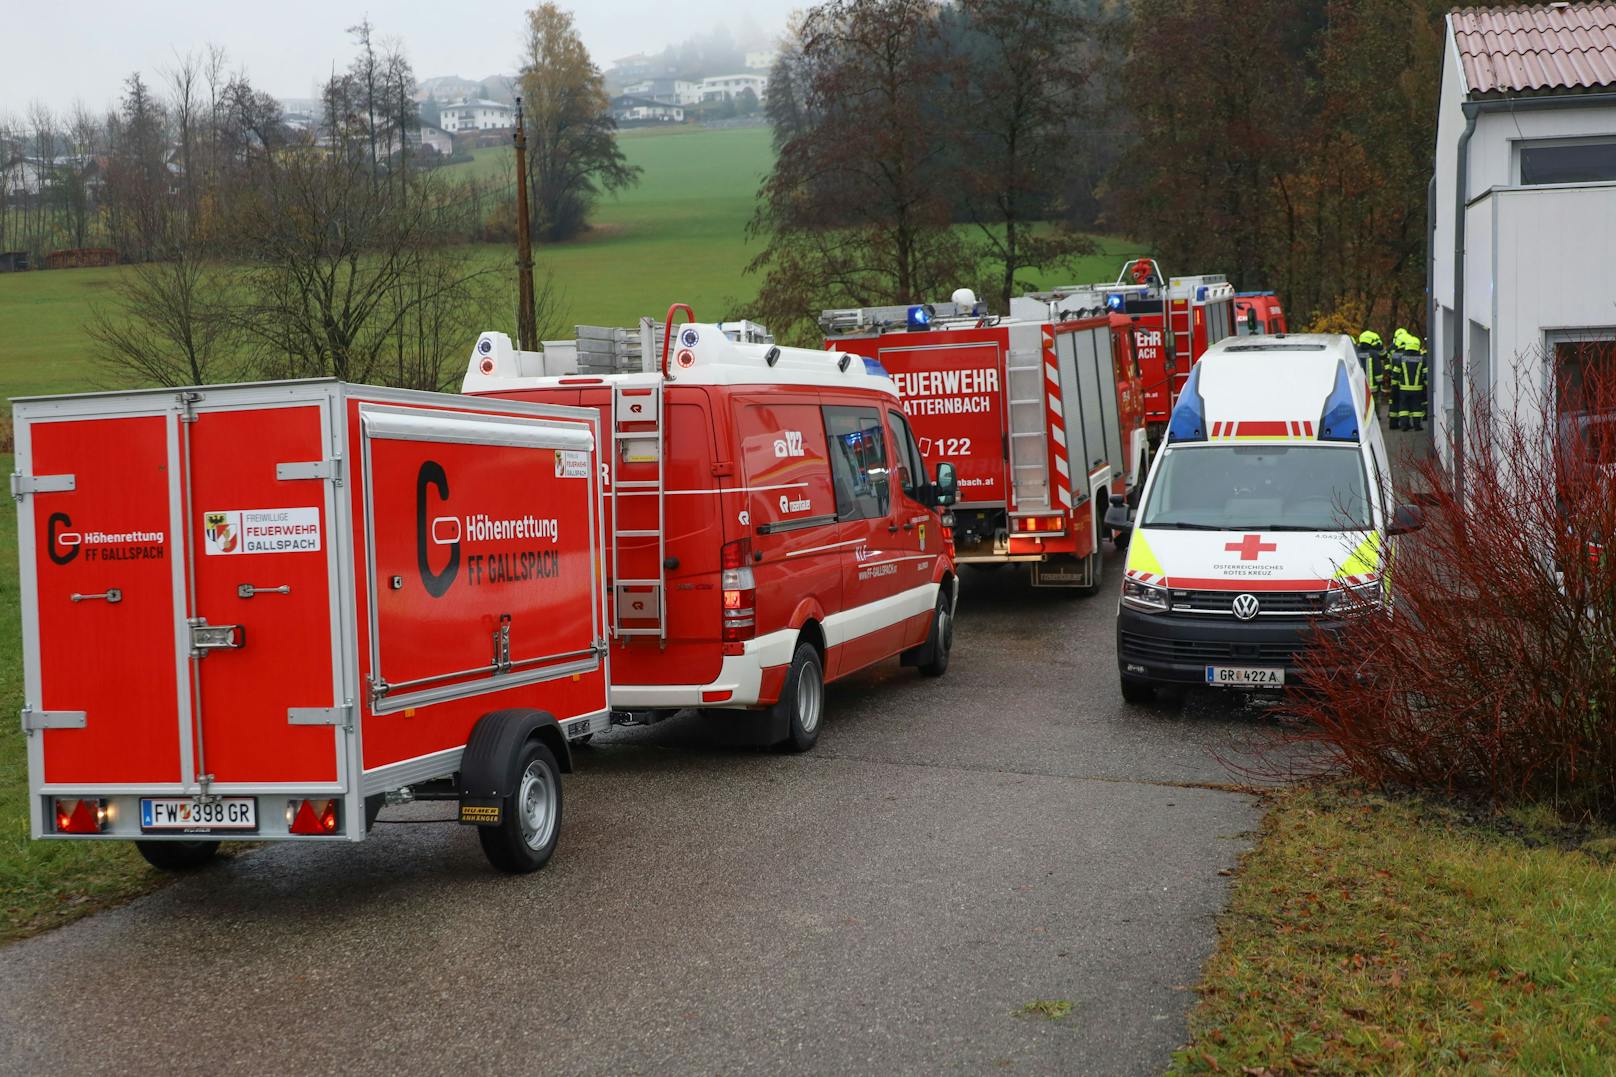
0, 453, 178, 944
1173, 785, 1616, 1074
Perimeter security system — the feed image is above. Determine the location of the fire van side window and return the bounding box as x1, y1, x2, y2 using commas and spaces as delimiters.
885, 410, 925, 497
824, 406, 890, 520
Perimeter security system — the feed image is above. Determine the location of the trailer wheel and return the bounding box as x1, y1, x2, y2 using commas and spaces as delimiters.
135, 839, 219, 872
775, 642, 824, 753
478, 738, 563, 874
918, 589, 953, 677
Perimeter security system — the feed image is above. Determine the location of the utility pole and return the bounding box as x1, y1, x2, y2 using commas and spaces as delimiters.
513, 96, 537, 352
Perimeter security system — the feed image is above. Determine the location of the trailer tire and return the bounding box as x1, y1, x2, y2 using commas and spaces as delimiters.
477, 738, 563, 874
135, 839, 219, 872
775, 642, 824, 753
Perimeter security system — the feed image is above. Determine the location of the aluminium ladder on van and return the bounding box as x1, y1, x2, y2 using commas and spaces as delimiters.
609, 381, 668, 642
1004, 341, 1052, 513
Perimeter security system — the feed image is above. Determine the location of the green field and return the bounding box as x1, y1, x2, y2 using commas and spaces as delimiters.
1, 125, 1137, 399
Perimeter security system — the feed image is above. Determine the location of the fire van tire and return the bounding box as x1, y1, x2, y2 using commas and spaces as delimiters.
135, 839, 220, 871
777, 643, 825, 753
918, 591, 953, 677
477, 739, 563, 874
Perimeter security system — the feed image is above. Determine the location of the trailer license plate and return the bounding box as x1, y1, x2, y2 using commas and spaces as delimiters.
140, 797, 257, 832
1205, 666, 1284, 687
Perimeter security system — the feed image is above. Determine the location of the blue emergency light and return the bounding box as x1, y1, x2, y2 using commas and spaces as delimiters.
1105, 293, 1126, 311
1317, 361, 1360, 442
1196, 286, 1208, 301
1165, 365, 1208, 443
907, 305, 931, 330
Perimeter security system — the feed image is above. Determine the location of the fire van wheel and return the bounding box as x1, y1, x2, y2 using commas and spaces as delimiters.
478, 739, 563, 874
918, 591, 954, 677
134, 839, 220, 872
776, 643, 825, 753
1120, 675, 1157, 705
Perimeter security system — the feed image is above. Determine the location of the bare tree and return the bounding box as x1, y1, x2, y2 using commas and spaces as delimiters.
86, 247, 239, 386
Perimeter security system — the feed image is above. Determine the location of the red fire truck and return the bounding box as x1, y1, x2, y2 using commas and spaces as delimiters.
14, 382, 607, 874
1022, 259, 1236, 442
462, 307, 960, 751
1234, 292, 1289, 336
821, 293, 1147, 591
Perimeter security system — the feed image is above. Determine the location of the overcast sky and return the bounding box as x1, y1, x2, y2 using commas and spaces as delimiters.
2, 0, 799, 118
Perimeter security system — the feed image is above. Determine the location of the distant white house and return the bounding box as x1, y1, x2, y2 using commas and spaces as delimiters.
624, 78, 702, 106
439, 99, 514, 133
745, 50, 777, 72
417, 126, 454, 156
701, 74, 768, 103
1431, 3, 1616, 469
611, 95, 685, 125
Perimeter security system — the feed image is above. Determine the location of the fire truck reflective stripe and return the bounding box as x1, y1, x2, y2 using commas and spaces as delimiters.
1055, 488, 1072, 509
1049, 423, 1067, 448
1054, 455, 1070, 478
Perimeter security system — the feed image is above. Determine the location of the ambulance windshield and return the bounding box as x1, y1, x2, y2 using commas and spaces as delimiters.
1140, 444, 1372, 531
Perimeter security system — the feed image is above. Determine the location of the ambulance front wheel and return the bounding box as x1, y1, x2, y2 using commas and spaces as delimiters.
1120, 675, 1157, 705
478, 738, 563, 874
776, 643, 825, 753
135, 839, 220, 872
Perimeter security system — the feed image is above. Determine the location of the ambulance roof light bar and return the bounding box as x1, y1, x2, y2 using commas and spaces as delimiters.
1165, 364, 1208, 444
1317, 360, 1361, 443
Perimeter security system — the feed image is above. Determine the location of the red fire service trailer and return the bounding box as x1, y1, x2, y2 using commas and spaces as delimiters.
1023, 259, 1236, 442
821, 290, 1147, 591
13, 381, 607, 874
462, 307, 960, 751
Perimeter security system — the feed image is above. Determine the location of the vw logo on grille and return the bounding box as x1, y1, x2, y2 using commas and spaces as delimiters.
1232, 593, 1261, 621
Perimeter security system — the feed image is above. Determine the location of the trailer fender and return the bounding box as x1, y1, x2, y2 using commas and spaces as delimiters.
457, 709, 572, 827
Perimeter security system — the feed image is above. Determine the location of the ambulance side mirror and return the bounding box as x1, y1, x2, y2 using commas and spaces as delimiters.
1387, 503, 1424, 536
933, 462, 958, 507
1105, 493, 1134, 533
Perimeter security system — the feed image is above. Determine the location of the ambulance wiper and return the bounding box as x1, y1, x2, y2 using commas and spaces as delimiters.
1148, 520, 1223, 530
1248, 524, 1318, 531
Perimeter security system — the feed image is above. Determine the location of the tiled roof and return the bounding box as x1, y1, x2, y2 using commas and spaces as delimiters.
1451, 3, 1616, 95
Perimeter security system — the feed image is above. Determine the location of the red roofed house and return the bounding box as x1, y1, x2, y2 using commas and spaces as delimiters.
1431, 2, 1616, 472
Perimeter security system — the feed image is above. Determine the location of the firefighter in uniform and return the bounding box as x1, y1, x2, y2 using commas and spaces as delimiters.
1356, 331, 1387, 404
1390, 330, 1428, 431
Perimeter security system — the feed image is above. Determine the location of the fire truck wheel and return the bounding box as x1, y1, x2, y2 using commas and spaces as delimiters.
918, 591, 953, 677
1120, 675, 1157, 705
776, 643, 825, 753
135, 839, 220, 871
478, 739, 563, 874
1078, 551, 1105, 596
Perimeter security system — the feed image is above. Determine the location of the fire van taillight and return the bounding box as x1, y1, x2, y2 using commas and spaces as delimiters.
53, 798, 109, 834
287, 799, 339, 835
721, 538, 756, 646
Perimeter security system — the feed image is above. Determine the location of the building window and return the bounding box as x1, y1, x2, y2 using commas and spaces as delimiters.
1518, 139, 1616, 185
1549, 331, 1616, 415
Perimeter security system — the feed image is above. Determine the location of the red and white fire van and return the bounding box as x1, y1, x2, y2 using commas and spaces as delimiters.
462, 308, 960, 751
13, 381, 607, 874
1023, 259, 1236, 441
821, 293, 1146, 591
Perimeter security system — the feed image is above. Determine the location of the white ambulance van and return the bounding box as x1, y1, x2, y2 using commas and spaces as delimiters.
1104, 334, 1425, 702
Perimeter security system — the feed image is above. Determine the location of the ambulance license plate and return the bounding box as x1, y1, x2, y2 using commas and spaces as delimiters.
1205, 666, 1284, 687
140, 797, 257, 832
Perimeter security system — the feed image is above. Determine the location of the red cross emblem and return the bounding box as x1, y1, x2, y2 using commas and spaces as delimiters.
1225, 534, 1277, 561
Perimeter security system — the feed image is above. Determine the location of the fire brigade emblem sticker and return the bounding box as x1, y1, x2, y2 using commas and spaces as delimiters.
203, 508, 320, 555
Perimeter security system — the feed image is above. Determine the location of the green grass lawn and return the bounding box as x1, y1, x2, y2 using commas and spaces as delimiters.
1174, 786, 1616, 1074
1, 125, 1137, 399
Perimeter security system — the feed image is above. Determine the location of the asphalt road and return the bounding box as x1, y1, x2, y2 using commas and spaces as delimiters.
0, 550, 1276, 1076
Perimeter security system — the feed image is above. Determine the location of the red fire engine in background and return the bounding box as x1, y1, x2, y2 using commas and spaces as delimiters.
463, 306, 961, 752
1022, 259, 1236, 443
822, 291, 1147, 592
1234, 291, 1289, 336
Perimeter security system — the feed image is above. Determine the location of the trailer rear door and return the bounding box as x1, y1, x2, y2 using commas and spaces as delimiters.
182, 397, 344, 789
22, 409, 188, 789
